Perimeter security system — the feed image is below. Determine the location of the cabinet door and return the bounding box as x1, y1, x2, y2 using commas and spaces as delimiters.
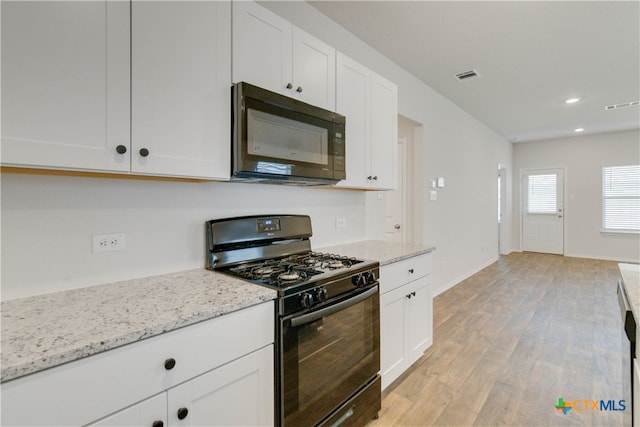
369, 72, 398, 190
335, 53, 370, 189
232, 1, 292, 96
380, 285, 409, 391
131, 1, 231, 179
292, 27, 335, 110
1, 1, 130, 172
87, 393, 166, 427
167, 345, 274, 427
406, 276, 432, 365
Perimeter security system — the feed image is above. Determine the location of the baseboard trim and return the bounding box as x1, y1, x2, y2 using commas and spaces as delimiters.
432, 256, 499, 297
563, 252, 640, 264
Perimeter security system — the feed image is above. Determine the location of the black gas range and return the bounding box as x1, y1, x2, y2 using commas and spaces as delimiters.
206, 215, 379, 317
206, 215, 381, 427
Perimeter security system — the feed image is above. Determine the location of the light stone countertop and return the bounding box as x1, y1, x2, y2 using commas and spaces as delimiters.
619, 263, 640, 327
1, 269, 276, 383
319, 240, 436, 266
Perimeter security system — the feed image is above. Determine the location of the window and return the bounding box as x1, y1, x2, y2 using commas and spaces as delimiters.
527, 174, 557, 214
602, 165, 640, 232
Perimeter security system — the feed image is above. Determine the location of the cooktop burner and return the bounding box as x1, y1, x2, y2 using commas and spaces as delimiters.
228, 252, 363, 288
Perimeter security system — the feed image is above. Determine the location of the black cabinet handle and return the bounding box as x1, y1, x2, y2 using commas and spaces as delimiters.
367, 176, 372, 180
152, 421, 164, 427
177, 407, 189, 420
409, 268, 414, 274
139, 148, 150, 157
286, 83, 293, 89
406, 294, 412, 299
411, 291, 416, 297
164, 358, 176, 370
296, 86, 303, 93
116, 145, 127, 154
372, 176, 378, 180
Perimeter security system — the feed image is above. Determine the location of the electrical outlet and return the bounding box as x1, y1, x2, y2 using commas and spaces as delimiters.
93, 233, 126, 253
335, 218, 347, 228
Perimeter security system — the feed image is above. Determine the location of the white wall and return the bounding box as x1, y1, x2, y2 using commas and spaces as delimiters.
513, 129, 640, 262
1, 1, 513, 300
1, 174, 366, 299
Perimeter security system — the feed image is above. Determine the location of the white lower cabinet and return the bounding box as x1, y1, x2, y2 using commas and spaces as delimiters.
89, 345, 273, 427
88, 393, 167, 427
166, 345, 273, 427
1, 302, 274, 427
379, 254, 433, 390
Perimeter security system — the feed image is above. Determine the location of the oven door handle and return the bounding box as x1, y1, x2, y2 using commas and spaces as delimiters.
290, 284, 378, 328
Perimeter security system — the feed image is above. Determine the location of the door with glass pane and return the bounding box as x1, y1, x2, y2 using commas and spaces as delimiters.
521, 169, 564, 254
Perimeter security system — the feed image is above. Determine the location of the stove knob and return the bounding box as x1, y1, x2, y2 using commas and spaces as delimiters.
300, 292, 314, 308
316, 287, 328, 302
352, 274, 367, 288
363, 271, 376, 284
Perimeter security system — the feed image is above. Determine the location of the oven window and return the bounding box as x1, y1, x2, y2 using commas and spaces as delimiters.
247, 108, 329, 165
282, 291, 380, 427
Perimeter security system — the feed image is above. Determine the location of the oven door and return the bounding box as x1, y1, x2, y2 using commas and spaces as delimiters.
233, 82, 345, 183
280, 285, 380, 427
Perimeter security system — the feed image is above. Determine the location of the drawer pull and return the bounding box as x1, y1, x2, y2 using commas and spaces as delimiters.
177, 407, 189, 420
164, 358, 176, 370
409, 268, 414, 274
152, 421, 164, 427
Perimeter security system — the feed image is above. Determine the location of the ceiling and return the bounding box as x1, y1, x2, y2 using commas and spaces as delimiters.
309, 1, 640, 143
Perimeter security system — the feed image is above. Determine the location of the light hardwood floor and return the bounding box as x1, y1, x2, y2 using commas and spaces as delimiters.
370, 252, 629, 426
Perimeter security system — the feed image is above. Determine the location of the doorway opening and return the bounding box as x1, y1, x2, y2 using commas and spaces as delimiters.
385, 116, 423, 244
498, 166, 508, 255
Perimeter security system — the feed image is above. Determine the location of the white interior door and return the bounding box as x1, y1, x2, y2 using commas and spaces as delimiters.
521, 169, 564, 254
385, 138, 406, 242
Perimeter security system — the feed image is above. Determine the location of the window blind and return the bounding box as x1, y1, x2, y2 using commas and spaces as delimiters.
603, 165, 640, 232
527, 174, 557, 214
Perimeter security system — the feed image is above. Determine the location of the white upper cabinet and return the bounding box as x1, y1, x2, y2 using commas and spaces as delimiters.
291, 27, 336, 109
336, 53, 398, 190
1, 1, 130, 172
131, 1, 231, 179
232, 1, 335, 110
1, 1, 231, 180
334, 54, 370, 189
370, 73, 398, 190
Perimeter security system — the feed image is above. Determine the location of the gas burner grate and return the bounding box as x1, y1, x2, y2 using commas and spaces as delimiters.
229, 259, 324, 286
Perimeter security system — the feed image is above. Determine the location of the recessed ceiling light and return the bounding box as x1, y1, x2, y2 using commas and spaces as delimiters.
574, 128, 584, 132
565, 98, 581, 104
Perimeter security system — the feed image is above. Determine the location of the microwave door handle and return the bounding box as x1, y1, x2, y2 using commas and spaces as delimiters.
290, 285, 378, 328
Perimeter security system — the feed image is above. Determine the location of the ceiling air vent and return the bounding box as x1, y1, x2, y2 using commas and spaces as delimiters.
605, 101, 640, 110
453, 69, 481, 82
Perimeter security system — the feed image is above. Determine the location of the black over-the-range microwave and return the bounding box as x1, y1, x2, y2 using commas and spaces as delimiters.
231, 82, 346, 186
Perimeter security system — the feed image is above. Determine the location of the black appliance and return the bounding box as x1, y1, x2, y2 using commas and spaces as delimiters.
618, 279, 636, 426
232, 82, 346, 186
206, 215, 380, 427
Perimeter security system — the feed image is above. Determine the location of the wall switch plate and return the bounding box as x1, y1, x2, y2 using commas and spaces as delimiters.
430, 190, 438, 201
335, 218, 347, 228
92, 233, 126, 253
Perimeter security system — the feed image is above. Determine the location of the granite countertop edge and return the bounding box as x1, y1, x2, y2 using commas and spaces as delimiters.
1, 269, 276, 383
318, 239, 436, 266
619, 263, 640, 325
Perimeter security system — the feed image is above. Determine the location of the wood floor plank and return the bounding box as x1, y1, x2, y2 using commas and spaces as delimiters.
369, 253, 629, 426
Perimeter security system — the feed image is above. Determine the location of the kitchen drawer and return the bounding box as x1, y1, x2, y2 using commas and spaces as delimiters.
379, 253, 432, 294
1, 301, 274, 427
